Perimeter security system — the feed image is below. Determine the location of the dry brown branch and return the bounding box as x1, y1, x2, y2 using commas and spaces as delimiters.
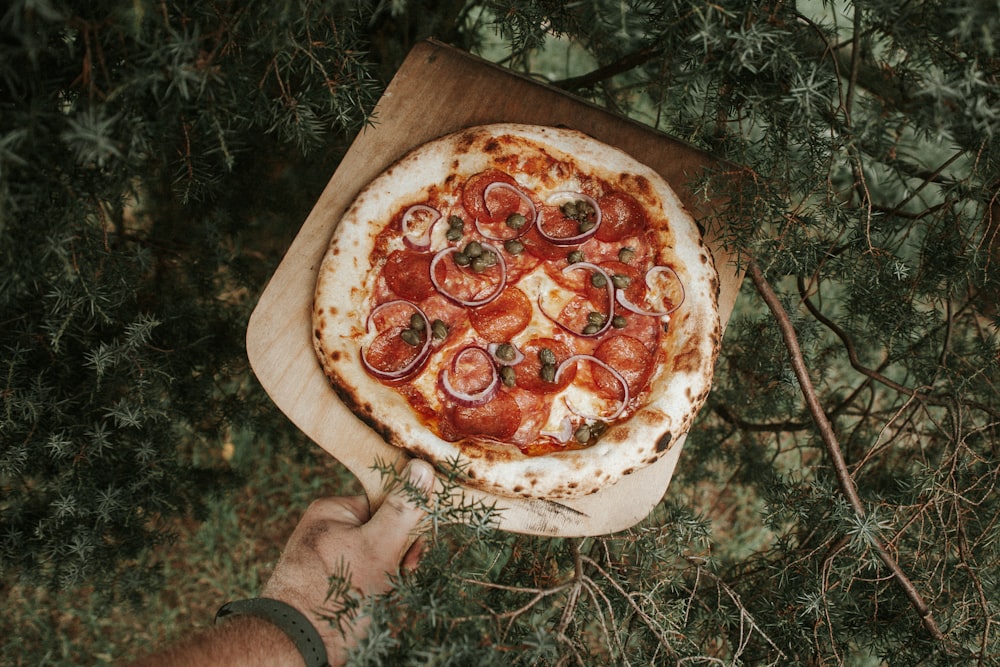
747, 260, 949, 645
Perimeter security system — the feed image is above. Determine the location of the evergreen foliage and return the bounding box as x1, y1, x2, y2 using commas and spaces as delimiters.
3, 0, 1000, 664
1, 0, 377, 598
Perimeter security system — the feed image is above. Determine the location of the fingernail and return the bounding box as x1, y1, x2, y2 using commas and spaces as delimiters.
406, 459, 434, 492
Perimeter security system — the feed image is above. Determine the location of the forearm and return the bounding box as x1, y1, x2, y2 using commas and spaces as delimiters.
124, 615, 306, 667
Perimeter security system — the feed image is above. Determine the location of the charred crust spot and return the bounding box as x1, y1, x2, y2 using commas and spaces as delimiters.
623, 467, 635, 475
632, 174, 652, 196
330, 350, 342, 361
673, 346, 701, 373
656, 431, 673, 452
513, 485, 524, 493
483, 138, 501, 153
700, 253, 709, 264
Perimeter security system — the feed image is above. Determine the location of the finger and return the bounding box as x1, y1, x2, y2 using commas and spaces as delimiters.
401, 535, 427, 572
304, 495, 372, 526
362, 459, 434, 561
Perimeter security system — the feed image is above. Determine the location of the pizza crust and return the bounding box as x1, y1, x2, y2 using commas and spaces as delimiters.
313, 124, 721, 500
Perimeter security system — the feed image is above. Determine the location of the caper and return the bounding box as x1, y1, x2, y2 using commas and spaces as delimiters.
432, 319, 449, 340
448, 215, 464, 229
400, 328, 422, 346
612, 314, 627, 329
590, 272, 608, 288
578, 217, 596, 233
567, 250, 585, 264
500, 365, 516, 387
453, 251, 470, 266
618, 246, 636, 264
611, 273, 632, 289
446, 227, 463, 242
409, 313, 426, 331
464, 241, 483, 258
504, 239, 524, 255
540, 363, 556, 383
495, 342, 516, 361
587, 311, 606, 326
479, 250, 498, 268
470, 251, 497, 273
506, 212, 527, 230
582, 323, 600, 335
538, 347, 556, 366
574, 424, 592, 443
561, 201, 578, 218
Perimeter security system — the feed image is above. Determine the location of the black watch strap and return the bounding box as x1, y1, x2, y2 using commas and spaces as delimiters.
215, 597, 330, 667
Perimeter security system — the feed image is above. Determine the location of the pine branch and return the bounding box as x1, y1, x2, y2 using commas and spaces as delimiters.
553, 45, 660, 91
795, 276, 1000, 421
747, 260, 949, 646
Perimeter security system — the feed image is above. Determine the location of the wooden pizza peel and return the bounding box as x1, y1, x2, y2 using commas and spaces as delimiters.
245, 40, 744, 537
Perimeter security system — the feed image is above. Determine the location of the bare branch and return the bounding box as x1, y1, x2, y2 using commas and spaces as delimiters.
747, 260, 949, 644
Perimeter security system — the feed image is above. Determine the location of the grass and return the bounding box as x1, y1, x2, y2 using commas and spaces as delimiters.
2, 428, 362, 666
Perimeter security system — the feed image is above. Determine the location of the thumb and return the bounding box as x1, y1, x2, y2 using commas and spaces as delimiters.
363, 459, 435, 561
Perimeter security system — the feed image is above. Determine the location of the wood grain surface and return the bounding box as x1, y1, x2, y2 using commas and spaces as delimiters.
246, 40, 744, 536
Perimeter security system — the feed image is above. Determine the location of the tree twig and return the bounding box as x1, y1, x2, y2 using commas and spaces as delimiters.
747, 260, 948, 644
795, 276, 1000, 420
553, 45, 660, 91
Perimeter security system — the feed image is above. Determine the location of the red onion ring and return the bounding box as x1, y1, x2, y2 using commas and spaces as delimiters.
429, 243, 507, 307
537, 263, 615, 338
615, 265, 685, 318
401, 204, 441, 251
475, 182, 537, 241
537, 191, 603, 246
554, 354, 630, 421
438, 346, 500, 407
360, 301, 433, 381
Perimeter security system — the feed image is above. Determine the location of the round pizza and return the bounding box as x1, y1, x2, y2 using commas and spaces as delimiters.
312, 123, 720, 500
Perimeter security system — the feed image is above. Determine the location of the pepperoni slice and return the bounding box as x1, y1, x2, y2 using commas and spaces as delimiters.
596, 191, 646, 242
443, 346, 495, 395
449, 390, 521, 440
515, 338, 577, 393
556, 294, 602, 336
462, 169, 520, 223
521, 223, 571, 261
382, 250, 435, 301
469, 287, 532, 342
593, 334, 654, 398
364, 327, 426, 377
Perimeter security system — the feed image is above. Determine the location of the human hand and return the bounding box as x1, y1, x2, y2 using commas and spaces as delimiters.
261, 459, 435, 664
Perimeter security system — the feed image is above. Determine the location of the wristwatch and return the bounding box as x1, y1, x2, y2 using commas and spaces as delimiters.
215, 597, 330, 667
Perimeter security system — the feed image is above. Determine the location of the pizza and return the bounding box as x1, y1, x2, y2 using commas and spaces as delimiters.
312, 123, 720, 500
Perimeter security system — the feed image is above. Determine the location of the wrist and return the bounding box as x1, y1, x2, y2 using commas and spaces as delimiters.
216, 598, 330, 667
